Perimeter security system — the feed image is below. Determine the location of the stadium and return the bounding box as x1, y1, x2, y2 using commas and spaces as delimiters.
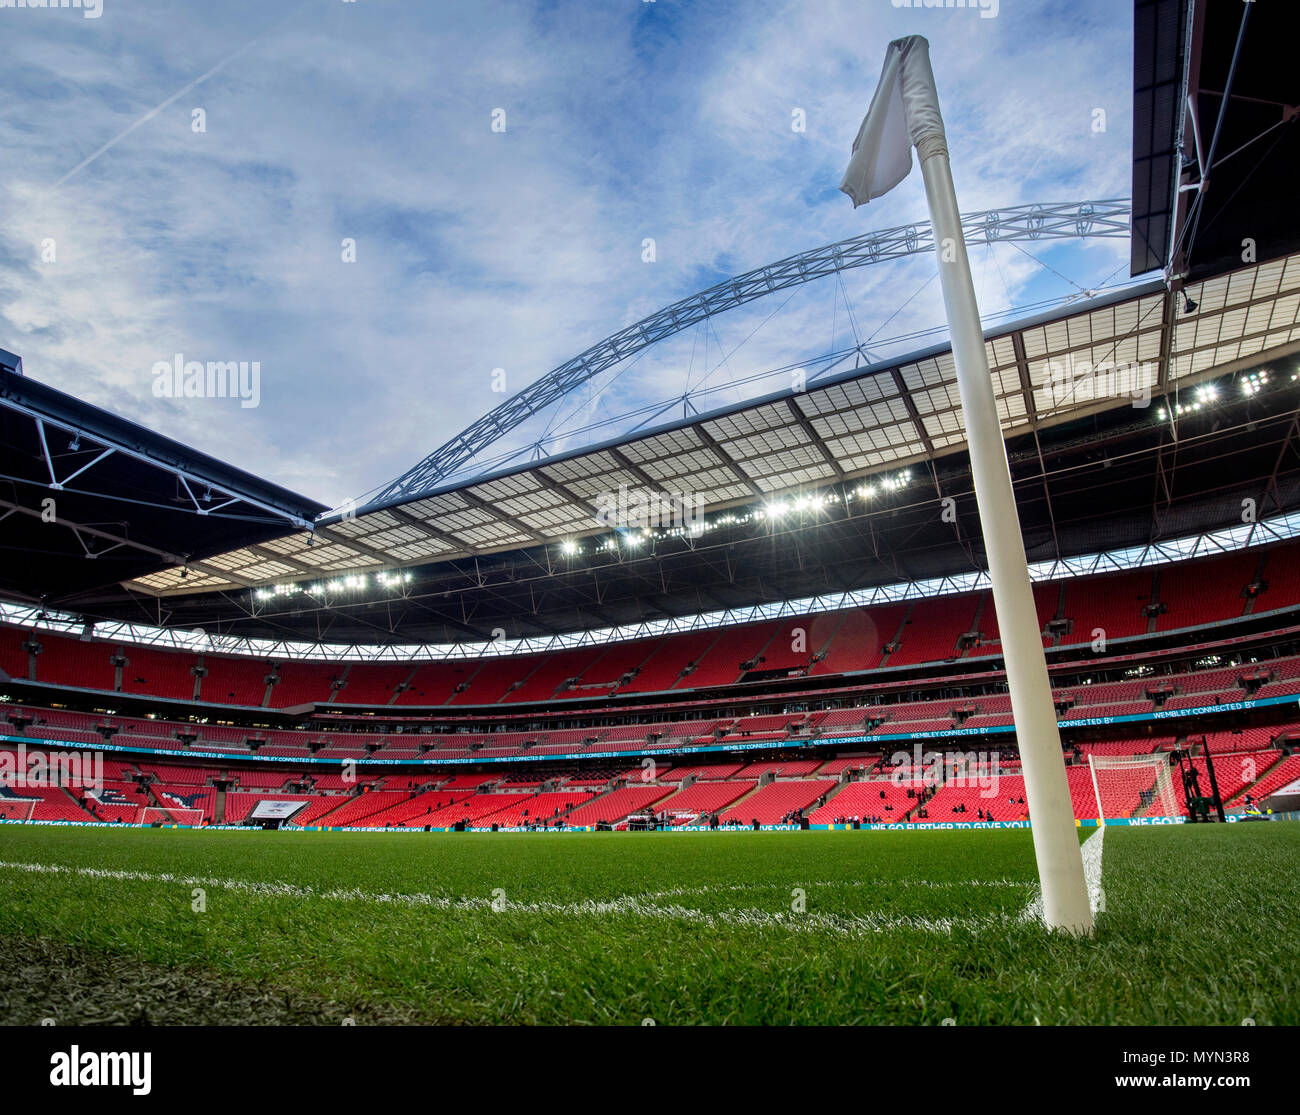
1, 0, 1298, 1053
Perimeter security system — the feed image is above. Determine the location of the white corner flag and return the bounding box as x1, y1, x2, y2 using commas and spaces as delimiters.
839, 36, 945, 208
839, 37, 1094, 936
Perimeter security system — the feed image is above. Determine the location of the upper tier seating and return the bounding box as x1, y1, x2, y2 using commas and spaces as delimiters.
504, 648, 608, 704
886, 598, 980, 666
624, 630, 728, 693
6, 539, 1300, 713
28, 632, 117, 691
810, 605, 908, 676
1257, 541, 1300, 611
1059, 569, 1153, 644
200, 656, 273, 707
267, 663, 341, 708
118, 645, 199, 700
1156, 552, 1257, 631
967, 585, 1059, 658
681, 622, 783, 689
437, 657, 535, 706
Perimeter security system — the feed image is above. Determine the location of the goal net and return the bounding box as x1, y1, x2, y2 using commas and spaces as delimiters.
0, 798, 38, 823
1088, 753, 1182, 822
138, 806, 204, 826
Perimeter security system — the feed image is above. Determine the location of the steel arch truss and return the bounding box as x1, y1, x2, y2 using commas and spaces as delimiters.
367, 199, 1131, 508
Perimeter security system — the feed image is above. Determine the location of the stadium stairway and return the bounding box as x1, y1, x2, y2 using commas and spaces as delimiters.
812, 778, 852, 813
141, 779, 190, 821
59, 784, 96, 821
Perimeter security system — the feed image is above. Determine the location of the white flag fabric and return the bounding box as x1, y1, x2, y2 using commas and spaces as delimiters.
839, 36, 947, 208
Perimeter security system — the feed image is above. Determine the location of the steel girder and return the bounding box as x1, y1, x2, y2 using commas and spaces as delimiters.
364, 199, 1132, 510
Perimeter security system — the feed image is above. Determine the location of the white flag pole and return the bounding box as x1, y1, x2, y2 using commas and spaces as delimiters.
844, 37, 1093, 934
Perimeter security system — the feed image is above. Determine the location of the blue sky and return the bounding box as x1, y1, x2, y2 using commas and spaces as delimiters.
0, 0, 1136, 507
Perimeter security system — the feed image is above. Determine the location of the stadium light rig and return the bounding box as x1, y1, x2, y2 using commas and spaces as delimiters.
558, 469, 913, 560
1155, 383, 1219, 422
1240, 370, 1270, 397
1155, 365, 1287, 422
253, 570, 412, 602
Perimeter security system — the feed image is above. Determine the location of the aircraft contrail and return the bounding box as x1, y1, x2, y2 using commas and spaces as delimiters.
4, 1, 315, 227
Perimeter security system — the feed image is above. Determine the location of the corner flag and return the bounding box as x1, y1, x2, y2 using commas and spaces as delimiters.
839, 36, 945, 208
838, 36, 1095, 935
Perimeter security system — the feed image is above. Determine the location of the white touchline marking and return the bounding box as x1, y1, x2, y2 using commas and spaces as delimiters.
1018, 826, 1106, 926
0, 859, 1023, 938
1082, 823, 1106, 915
638, 878, 1032, 902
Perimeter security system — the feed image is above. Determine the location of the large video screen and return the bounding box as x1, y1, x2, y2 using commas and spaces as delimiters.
249, 799, 308, 821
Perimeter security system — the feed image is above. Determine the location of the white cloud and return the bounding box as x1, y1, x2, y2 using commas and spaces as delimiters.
0, 0, 1136, 505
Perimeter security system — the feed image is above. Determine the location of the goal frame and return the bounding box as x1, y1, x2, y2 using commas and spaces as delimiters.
0, 798, 38, 823
138, 806, 204, 826
1087, 752, 1181, 823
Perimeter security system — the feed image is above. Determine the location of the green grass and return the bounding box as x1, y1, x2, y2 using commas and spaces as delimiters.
1, 823, 1296, 1025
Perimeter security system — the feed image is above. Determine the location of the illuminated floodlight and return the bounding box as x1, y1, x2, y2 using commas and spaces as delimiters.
1241, 370, 1270, 397
560, 540, 580, 556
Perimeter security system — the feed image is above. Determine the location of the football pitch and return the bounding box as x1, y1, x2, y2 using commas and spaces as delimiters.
1, 823, 1296, 1026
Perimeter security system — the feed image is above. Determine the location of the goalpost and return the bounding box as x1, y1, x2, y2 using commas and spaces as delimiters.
0, 798, 38, 823
1087, 753, 1182, 822
138, 806, 205, 826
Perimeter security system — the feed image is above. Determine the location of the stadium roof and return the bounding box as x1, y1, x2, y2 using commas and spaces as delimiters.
6, 0, 1300, 646
1132, 0, 1300, 280
119, 250, 1300, 599
0, 358, 326, 603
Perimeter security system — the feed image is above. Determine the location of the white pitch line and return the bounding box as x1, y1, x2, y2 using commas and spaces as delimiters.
0, 859, 1020, 938
1018, 825, 1106, 926
639, 877, 1033, 902
1082, 823, 1107, 915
